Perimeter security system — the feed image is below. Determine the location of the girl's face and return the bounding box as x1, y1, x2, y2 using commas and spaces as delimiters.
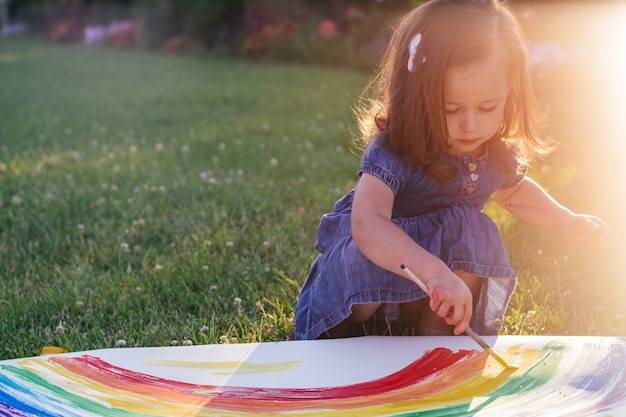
443, 51, 510, 156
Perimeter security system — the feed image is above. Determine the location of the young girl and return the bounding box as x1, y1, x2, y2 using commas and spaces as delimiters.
295, 0, 608, 340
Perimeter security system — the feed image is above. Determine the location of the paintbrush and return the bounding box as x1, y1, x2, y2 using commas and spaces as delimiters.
400, 264, 517, 370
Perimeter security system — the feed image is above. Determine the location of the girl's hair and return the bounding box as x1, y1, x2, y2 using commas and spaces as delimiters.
356, 0, 552, 181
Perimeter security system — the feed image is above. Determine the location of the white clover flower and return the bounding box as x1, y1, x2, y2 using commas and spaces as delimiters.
116, 339, 127, 347
170, 340, 178, 346
183, 340, 193, 346
209, 284, 217, 291
269, 158, 278, 167
202, 265, 209, 271
11, 195, 23, 205
201, 325, 209, 333
262, 241, 270, 249
226, 241, 234, 247
181, 145, 190, 152
130, 145, 137, 153
153, 264, 163, 273
219, 335, 229, 344
55, 322, 66, 334
255, 301, 263, 311
120, 243, 129, 252
155, 143, 164, 151
77, 224, 85, 233
233, 297, 242, 306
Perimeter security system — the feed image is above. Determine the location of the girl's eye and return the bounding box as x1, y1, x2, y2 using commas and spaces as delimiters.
479, 105, 497, 113
445, 108, 460, 115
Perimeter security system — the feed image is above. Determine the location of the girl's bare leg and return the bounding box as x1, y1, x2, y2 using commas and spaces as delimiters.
320, 302, 384, 338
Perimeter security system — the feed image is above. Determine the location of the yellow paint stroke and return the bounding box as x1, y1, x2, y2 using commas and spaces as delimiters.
141, 358, 301, 374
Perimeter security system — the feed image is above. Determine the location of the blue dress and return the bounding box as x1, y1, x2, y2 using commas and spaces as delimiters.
295, 135, 526, 340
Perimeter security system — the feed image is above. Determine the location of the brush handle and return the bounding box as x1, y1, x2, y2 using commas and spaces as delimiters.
400, 264, 430, 295
464, 326, 490, 350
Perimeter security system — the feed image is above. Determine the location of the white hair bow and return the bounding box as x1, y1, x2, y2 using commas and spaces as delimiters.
407, 33, 425, 72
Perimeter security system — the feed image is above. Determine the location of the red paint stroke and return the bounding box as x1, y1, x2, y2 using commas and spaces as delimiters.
49, 348, 481, 412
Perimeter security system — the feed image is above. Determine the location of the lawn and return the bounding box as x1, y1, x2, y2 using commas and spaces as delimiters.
0, 35, 624, 361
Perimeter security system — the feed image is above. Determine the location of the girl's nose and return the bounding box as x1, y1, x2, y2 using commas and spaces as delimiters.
461, 111, 478, 132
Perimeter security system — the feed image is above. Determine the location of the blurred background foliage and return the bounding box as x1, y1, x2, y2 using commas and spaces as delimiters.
3, 0, 425, 71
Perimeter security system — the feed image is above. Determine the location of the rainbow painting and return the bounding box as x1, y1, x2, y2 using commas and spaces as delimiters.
1, 335, 625, 416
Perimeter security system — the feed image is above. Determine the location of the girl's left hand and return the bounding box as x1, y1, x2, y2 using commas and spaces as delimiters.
562, 214, 609, 252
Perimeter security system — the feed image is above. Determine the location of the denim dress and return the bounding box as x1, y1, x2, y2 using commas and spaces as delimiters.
295, 135, 526, 340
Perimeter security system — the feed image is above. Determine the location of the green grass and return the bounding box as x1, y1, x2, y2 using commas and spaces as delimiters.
0, 36, 624, 360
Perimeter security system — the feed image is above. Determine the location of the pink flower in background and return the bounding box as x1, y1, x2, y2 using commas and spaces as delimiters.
318, 20, 337, 38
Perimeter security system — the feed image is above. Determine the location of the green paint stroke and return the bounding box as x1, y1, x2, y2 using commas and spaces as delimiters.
393, 342, 565, 417
1, 365, 145, 417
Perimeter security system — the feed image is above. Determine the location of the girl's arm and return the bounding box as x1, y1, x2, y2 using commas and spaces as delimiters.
491, 177, 609, 251
351, 172, 473, 334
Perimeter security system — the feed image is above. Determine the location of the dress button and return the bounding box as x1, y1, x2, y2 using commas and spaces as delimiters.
465, 186, 475, 195
470, 173, 478, 182
468, 162, 477, 171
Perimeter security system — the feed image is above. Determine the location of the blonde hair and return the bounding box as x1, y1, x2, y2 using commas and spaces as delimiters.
356, 0, 551, 181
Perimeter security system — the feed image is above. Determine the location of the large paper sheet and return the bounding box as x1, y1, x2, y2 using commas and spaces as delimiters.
1, 335, 625, 416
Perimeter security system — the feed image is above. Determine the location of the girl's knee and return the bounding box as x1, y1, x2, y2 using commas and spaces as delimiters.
350, 302, 384, 323
320, 302, 383, 339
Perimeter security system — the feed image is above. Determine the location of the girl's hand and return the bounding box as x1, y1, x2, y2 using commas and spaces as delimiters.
424, 272, 474, 335
561, 214, 609, 252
